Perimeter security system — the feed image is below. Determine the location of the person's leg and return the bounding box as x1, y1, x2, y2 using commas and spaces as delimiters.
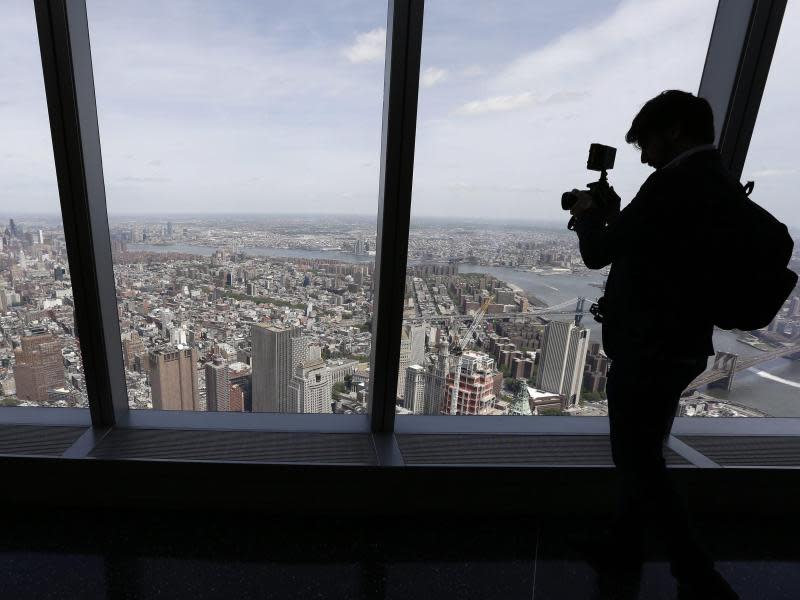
606, 359, 647, 563
607, 358, 706, 565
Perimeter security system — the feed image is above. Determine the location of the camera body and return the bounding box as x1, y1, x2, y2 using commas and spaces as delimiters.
562, 143, 620, 229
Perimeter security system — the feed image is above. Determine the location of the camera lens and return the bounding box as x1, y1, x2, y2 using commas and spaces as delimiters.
561, 191, 578, 210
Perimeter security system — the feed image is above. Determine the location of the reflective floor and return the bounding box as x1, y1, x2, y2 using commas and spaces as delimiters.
0, 508, 797, 599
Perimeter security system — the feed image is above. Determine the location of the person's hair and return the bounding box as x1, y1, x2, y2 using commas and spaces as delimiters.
625, 90, 715, 148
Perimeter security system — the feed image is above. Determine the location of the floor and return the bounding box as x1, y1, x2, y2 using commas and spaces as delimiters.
0, 508, 797, 599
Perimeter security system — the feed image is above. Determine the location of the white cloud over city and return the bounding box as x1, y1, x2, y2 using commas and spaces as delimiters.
0, 0, 797, 228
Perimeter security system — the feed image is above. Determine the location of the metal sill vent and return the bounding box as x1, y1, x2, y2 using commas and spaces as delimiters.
89, 428, 378, 465
678, 436, 800, 467
0, 425, 87, 457
397, 434, 689, 466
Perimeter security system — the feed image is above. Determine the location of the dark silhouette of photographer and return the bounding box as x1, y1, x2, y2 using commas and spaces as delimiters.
567, 90, 796, 599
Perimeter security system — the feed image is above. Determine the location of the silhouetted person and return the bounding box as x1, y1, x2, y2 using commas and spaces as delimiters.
569, 90, 739, 599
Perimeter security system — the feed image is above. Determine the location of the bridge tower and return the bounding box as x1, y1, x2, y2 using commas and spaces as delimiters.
709, 351, 739, 391
574, 297, 586, 327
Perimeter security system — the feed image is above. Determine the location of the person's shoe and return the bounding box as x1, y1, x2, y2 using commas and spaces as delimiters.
566, 531, 643, 600
675, 568, 739, 600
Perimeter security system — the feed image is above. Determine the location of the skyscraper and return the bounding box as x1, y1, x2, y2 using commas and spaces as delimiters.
205, 357, 230, 412
441, 352, 497, 416
251, 323, 293, 412
14, 331, 64, 403
535, 320, 590, 407
149, 346, 199, 410
121, 331, 145, 371
288, 358, 333, 414
229, 383, 245, 412
397, 324, 425, 401
404, 364, 426, 414
423, 340, 450, 415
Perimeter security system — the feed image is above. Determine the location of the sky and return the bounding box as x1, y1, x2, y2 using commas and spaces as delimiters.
0, 0, 797, 227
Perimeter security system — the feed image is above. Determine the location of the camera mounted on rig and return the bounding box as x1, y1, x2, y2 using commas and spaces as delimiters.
562, 143, 620, 230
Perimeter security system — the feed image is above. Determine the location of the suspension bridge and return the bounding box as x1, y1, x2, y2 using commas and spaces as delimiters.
684, 345, 800, 393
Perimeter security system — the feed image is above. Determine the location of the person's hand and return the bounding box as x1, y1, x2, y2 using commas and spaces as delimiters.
605, 186, 621, 221
569, 190, 595, 217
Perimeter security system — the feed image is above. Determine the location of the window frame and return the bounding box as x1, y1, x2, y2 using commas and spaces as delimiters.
0, 0, 788, 440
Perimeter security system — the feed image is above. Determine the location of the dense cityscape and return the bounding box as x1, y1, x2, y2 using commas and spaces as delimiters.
1, 214, 798, 418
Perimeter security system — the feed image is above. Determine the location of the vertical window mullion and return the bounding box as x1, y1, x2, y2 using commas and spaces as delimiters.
368, 0, 425, 433
35, 0, 128, 426
699, 0, 787, 178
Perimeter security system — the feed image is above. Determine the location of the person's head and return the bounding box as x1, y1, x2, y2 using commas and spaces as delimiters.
625, 90, 715, 169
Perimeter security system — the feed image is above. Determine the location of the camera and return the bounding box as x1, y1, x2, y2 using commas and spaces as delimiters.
562, 143, 619, 230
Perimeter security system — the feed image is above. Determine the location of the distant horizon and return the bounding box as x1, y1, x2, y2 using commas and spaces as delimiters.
1, 210, 798, 233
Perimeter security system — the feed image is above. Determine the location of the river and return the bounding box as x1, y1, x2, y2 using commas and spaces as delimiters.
128, 244, 799, 416
460, 264, 800, 417
129, 243, 375, 263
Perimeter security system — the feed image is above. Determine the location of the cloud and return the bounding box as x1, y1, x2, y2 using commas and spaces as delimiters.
454, 90, 589, 116
421, 66, 447, 88
455, 92, 536, 116
118, 176, 172, 183
343, 28, 386, 64
750, 168, 798, 178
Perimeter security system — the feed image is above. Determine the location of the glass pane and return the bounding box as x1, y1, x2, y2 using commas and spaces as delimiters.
0, 1, 87, 408
88, 1, 386, 412
396, 0, 718, 416
722, 0, 800, 418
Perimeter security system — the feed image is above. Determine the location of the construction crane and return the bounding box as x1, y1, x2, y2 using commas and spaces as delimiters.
448, 294, 494, 416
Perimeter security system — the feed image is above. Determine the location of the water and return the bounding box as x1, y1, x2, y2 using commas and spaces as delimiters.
460, 264, 800, 417
129, 243, 375, 263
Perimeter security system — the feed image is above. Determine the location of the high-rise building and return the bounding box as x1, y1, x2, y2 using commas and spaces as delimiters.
535, 321, 590, 407
251, 324, 293, 412
423, 340, 450, 415
149, 346, 199, 411
404, 364, 426, 414
14, 331, 64, 403
288, 358, 333, 414
397, 324, 425, 401
121, 331, 145, 371
441, 352, 497, 415
205, 357, 230, 412
229, 383, 244, 412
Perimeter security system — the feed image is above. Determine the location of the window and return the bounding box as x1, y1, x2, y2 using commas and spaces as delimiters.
87, 1, 387, 413
732, 0, 800, 418
395, 0, 718, 417
0, 1, 87, 409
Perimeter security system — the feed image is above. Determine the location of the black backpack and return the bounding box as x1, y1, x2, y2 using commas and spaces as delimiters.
712, 181, 798, 331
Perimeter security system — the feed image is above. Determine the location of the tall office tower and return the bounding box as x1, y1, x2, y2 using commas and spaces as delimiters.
404, 364, 426, 414
441, 352, 497, 415
229, 383, 244, 412
423, 340, 450, 415
37, 230, 44, 245
14, 331, 64, 403
251, 323, 293, 412
121, 331, 145, 371
535, 321, 590, 407
205, 357, 230, 412
396, 324, 425, 401
149, 347, 199, 411
288, 358, 333, 414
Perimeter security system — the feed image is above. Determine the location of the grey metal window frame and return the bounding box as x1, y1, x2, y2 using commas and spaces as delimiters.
0, 0, 791, 440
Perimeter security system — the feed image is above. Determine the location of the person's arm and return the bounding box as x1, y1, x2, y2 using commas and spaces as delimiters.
570, 173, 666, 269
